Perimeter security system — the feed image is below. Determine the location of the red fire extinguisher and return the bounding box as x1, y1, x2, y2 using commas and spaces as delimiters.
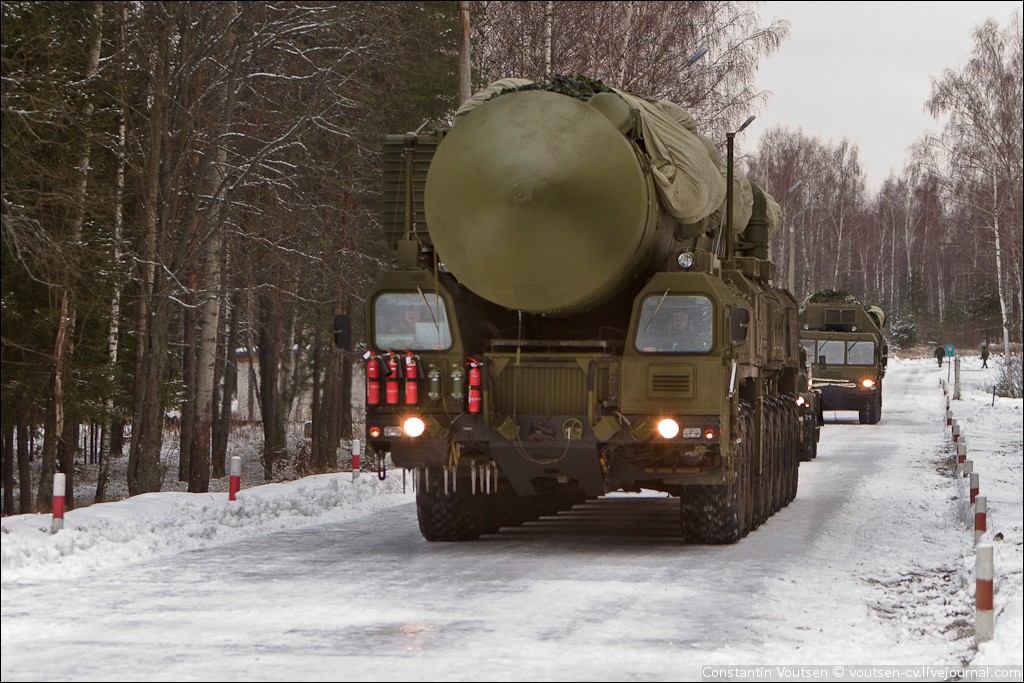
385, 353, 400, 405
404, 352, 419, 405
363, 350, 380, 406
467, 358, 482, 414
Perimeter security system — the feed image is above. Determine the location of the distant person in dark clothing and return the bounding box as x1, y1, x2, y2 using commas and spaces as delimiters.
981, 344, 990, 369
934, 345, 945, 367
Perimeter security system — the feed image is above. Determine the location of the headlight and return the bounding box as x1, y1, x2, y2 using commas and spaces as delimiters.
677, 252, 695, 270
861, 378, 875, 389
795, 396, 806, 407
657, 419, 680, 439
403, 417, 426, 437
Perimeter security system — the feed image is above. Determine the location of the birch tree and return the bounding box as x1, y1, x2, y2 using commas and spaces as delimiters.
921, 14, 1023, 352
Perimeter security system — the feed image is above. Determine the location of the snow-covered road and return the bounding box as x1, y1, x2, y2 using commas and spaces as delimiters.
2, 357, 1021, 681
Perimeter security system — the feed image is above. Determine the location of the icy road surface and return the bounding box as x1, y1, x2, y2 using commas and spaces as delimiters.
1, 359, 1008, 681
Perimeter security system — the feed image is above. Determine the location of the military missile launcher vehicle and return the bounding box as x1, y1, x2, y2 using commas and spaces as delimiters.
799, 292, 888, 424
356, 76, 804, 543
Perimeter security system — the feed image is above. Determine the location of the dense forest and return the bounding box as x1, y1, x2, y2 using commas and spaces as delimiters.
2, 1, 1021, 513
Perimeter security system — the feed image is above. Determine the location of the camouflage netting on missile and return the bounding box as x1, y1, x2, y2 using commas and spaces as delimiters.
453, 75, 780, 238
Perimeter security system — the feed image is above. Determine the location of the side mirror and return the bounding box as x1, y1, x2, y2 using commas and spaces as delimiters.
333, 314, 352, 350
731, 308, 750, 344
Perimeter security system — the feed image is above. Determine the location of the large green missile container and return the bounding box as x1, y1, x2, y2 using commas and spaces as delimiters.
425, 89, 662, 315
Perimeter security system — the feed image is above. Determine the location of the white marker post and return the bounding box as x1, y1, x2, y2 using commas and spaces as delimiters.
974, 496, 987, 545
51, 473, 66, 534
352, 439, 361, 480
975, 544, 994, 642
229, 456, 242, 501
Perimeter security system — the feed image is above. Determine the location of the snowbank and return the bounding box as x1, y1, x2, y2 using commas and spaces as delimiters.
1, 473, 413, 582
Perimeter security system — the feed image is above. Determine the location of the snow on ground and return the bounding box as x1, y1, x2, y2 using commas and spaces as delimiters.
1, 355, 1021, 678
1, 474, 413, 582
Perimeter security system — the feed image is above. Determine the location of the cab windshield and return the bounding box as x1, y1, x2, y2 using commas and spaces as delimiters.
635, 294, 713, 353
373, 292, 452, 351
804, 339, 875, 365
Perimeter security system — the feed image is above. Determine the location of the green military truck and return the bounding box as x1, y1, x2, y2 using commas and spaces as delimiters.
799, 292, 888, 424
352, 77, 805, 544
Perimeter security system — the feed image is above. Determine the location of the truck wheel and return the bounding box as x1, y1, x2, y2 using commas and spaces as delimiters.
800, 418, 815, 462
680, 410, 750, 544
777, 397, 796, 506
869, 395, 882, 424
416, 468, 485, 541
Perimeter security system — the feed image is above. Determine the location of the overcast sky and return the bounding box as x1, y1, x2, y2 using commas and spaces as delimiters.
748, 1, 1022, 192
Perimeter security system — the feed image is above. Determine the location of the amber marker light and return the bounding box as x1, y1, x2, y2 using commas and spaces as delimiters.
657, 419, 680, 439
703, 428, 716, 440
368, 426, 382, 438
403, 417, 426, 438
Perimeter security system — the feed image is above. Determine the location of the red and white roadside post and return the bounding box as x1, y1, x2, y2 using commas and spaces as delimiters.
952, 422, 961, 443
229, 456, 242, 501
974, 495, 987, 545
970, 472, 980, 506
352, 439, 361, 481
975, 544, 994, 642
945, 409, 953, 427
956, 440, 967, 469
51, 472, 66, 534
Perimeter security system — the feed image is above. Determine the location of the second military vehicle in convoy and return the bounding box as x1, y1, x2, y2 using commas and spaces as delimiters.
799, 292, 888, 424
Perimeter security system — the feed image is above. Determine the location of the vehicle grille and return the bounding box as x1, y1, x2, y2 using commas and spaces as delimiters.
492, 364, 587, 415
649, 368, 694, 398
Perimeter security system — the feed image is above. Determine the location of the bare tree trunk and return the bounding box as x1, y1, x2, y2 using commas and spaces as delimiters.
543, 0, 554, 80
616, 2, 634, 86
991, 170, 1011, 353
179, 281, 197, 482
16, 413, 32, 513
97, 0, 129, 504
190, 168, 226, 492
128, 25, 170, 497
458, 1, 472, 104
259, 289, 286, 479
2, 424, 12, 515
213, 292, 240, 478
38, 1, 104, 511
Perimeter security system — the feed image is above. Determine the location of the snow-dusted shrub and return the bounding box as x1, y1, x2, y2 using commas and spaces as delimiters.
995, 350, 1023, 398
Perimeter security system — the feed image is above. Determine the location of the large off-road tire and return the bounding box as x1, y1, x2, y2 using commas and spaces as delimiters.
752, 400, 774, 529
680, 408, 751, 544
801, 420, 818, 461
782, 397, 800, 507
868, 393, 882, 424
416, 468, 486, 542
